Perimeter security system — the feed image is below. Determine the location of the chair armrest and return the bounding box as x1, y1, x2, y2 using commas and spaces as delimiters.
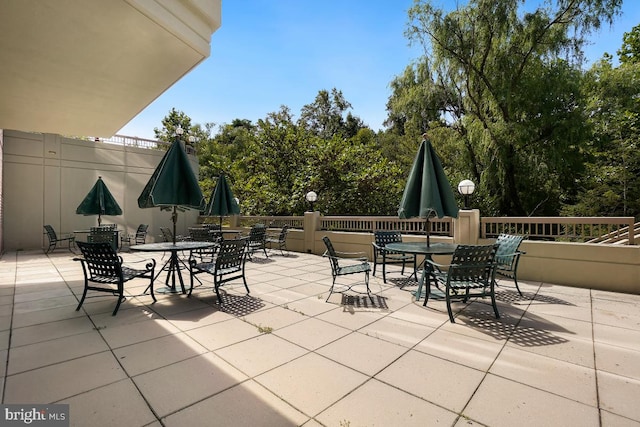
123, 258, 156, 271
334, 250, 368, 260
425, 258, 454, 273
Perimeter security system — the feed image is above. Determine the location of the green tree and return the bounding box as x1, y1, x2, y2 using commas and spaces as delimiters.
618, 23, 640, 65
566, 54, 640, 218
392, 0, 622, 216
153, 108, 194, 145
298, 88, 365, 139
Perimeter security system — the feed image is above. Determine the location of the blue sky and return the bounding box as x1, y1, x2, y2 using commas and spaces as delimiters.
117, 0, 640, 140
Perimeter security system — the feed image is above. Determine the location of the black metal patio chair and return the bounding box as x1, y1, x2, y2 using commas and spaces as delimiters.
43, 225, 75, 254
266, 224, 289, 256
493, 233, 527, 296
88, 227, 118, 251
423, 243, 499, 323
371, 231, 415, 283
246, 223, 268, 260
121, 224, 149, 248
74, 241, 156, 315
188, 238, 250, 304
322, 236, 373, 303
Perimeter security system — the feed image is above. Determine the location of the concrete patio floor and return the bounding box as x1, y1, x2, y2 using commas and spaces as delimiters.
0, 247, 639, 427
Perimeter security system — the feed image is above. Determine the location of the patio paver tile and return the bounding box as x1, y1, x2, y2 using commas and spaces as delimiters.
62, 379, 157, 427
489, 346, 597, 406
415, 328, 505, 371
132, 352, 248, 418
8, 331, 108, 375
316, 378, 458, 426
255, 352, 368, 417
316, 331, 408, 376
4, 351, 127, 404
464, 374, 599, 427
274, 317, 351, 351
113, 332, 208, 376
163, 379, 309, 427
376, 349, 486, 413
216, 333, 308, 377
597, 370, 640, 422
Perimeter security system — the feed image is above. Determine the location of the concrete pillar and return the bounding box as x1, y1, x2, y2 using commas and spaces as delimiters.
453, 209, 480, 245
304, 211, 320, 253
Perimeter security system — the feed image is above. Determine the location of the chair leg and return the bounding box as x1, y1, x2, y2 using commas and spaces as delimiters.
149, 274, 157, 303
382, 262, 387, 284
112, 296, 124, 316
365, 271, 374, 304
372, 255, 378, 276
112, 282, 125, 316
326, 277, 336, 302
513, 273, 523, 296
490, 284, 500, 319
214, 276, 223, 304
76, 281, 89, 311
445, 286, 456, 323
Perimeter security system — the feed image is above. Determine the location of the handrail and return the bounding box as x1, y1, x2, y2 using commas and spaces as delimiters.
481, 216, 635, 245
95, 134, 197, 155
200, 214, 638, 244
320, 216, 452, 235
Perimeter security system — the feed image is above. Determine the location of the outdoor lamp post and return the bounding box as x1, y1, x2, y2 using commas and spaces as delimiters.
458, 179, 475, 209
175, 126, 184, 136
306, 191, 318, 211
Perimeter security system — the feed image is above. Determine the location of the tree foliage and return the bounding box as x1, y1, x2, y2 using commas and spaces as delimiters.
150, 1, 638, 221
391, 0, 622, 215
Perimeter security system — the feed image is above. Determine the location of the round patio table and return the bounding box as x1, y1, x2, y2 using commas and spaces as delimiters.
130, 241, 215, 294
385, 242, 457, 301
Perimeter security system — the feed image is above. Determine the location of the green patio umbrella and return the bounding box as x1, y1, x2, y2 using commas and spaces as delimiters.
204, 174, 240, 227
398, 137, 459, 245
76, 176, 123, 226
137, 138, 205, 243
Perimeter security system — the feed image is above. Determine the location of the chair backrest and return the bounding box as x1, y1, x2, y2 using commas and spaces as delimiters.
44, 225, 57, 241
134, 224, 149, 244
76, 241, 122, 278
248, 224, 266, 242
495, 234, 525, 267
322, 236, 340, 273
277, 224, 289, 241
160, 227, 173, 242
88, 229, 118, 251
374, 231, 403, 247
449, 244, 497, 282
189, 227, 213, 242
203, 223, 221, 231
216, 238, 247, 271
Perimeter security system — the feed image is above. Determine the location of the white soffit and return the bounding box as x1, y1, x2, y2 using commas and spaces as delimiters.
0, 0, 221, 137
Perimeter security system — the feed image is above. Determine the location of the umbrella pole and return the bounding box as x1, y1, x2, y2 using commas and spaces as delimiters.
172, 206, 177, 244
426, 217, 430, 247
98, 214, 102, 226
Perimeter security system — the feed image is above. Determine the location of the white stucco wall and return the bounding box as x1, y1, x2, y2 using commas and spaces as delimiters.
3, 130, 199, 251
